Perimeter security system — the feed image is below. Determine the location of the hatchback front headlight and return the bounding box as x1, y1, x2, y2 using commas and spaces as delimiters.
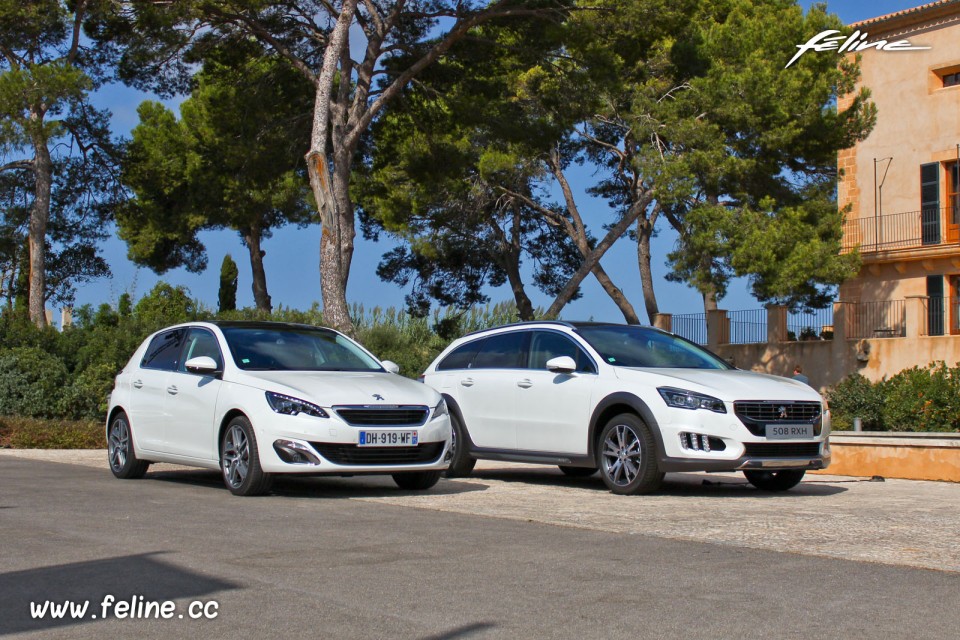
265, 391, 329, 418
431, 398, 448, 420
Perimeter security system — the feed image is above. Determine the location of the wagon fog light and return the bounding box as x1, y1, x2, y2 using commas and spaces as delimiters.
679, 432, 726, 452
273, 440, 321, 465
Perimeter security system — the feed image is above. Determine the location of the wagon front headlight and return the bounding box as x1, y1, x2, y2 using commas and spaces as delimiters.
657, 387, 727, 413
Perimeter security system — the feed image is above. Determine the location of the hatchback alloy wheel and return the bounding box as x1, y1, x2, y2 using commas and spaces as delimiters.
222, 424, 250, 489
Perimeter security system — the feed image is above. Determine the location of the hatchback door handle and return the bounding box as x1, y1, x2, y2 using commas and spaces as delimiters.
166, 385, 178, 395
517, 378, 532, 389
460, 378, 474, 387
132, 379, 143, 389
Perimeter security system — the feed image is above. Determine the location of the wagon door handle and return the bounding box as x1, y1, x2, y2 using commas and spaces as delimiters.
517, 378, 533, 389
460, 377, 474, 387
166, 385, 178, 395
132, 379, 143, 389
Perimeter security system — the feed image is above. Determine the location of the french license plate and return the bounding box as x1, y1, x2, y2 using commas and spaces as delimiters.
765, 424, 814, 439
358, 430, 418, 447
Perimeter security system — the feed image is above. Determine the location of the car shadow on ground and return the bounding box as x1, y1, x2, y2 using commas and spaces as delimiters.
0, 552, 239, 636
470, 468, 850, 498
144, 468, 488, 499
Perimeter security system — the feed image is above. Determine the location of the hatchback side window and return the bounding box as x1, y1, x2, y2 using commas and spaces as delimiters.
436, 339, 485, 371
472, 331, 528, 369
179, 328, 224, 372
528, 331, 596, 373
141, 329, 185, 371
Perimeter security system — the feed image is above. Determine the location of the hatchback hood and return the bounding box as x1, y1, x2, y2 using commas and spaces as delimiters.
232, 370, 441, 407
614, 367, 821, 402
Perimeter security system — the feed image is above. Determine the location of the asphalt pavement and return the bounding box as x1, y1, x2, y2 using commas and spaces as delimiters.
1, 452, 958, 639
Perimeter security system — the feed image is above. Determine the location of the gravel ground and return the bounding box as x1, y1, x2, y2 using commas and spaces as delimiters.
3, 448, 958, 573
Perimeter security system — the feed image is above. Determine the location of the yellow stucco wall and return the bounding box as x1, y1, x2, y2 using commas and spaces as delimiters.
811, 435, 960, 482
839, 11, 960, 304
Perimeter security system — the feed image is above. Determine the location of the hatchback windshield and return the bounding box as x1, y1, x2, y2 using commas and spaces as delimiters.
576, 325, 731, 370
220, 326, 383, 371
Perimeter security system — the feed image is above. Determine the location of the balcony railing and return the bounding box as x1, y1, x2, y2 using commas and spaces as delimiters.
842, 206, 960, 253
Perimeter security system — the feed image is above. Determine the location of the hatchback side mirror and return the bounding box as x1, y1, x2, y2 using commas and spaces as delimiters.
185, 356, 220, 376
382, 360, 400, 374
546, 356, 577, 374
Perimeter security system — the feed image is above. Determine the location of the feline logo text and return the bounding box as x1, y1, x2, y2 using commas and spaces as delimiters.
786, 29, 930, 68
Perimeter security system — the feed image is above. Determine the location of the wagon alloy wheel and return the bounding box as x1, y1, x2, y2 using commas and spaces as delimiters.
219, 416, 272, 496
106, 412, 150, 479
597, 413, 663, 495
602, 424, 643, 486
222, 425, 249, 489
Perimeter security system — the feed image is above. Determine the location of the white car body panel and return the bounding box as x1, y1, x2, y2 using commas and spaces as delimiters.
422, 322, 830, 477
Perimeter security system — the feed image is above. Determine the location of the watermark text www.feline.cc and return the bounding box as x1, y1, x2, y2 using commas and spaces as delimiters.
30, 595, 219, 621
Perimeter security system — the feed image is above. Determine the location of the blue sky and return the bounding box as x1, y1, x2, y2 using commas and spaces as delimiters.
73, 0, 922, 321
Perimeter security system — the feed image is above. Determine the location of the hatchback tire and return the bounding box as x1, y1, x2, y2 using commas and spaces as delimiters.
393, 470, 442, 490
221, 416, 273, 496
107, 411, 150, 479
744, 469, 805, 492
597, 414, 663, 495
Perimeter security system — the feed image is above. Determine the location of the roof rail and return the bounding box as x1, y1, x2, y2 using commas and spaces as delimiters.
461, 319, 576, 337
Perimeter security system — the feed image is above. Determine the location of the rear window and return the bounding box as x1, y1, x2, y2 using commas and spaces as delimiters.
472, 332, 528, 369
437, 339, 484, 371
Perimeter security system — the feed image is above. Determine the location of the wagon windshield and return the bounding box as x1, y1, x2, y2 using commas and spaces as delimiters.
576, 325, 732, 370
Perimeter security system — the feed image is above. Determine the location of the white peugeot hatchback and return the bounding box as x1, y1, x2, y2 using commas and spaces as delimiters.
107, 321, 451, 495
422, 321, 830, 494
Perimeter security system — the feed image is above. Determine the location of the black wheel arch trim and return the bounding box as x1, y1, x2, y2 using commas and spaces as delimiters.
441, 393, 479, 453
588, 392, 667, 465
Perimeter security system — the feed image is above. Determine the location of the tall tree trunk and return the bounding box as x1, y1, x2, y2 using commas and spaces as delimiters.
503, 210, 534, 320
28, 130, 52, 327
636, 217, 660, 323
702, 286, 718, 313
243, 226, 272, 312
306, 0, 358, 333
317, 154, 356, 332
591, 264, 640, 323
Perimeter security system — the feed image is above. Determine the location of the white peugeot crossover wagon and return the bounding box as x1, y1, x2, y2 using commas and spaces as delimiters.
421, 321, 830, 494
107, 321, 451, 495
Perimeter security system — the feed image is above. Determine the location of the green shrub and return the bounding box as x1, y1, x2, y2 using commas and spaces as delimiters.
60, 362, 120, 420
0, 347, 69, 418
0, 416, 105, 449
881, 362, 960, 432
826, 373, 885, 431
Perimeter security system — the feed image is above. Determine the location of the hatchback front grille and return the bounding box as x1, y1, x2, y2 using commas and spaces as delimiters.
309, 442, 444, 466
334, 406, 429, 426
734, 401, 822, 436
743, 443, 822, 458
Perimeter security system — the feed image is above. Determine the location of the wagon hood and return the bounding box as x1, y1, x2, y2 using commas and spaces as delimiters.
614, 367, 822, 402
232, 370, 441, 407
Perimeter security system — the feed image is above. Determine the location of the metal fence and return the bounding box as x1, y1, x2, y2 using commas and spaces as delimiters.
672, 313, 707, 345
842, 207, 959, 253
727, 309, 767, 344
845, 299, 906, 339
787, 307, 834, 340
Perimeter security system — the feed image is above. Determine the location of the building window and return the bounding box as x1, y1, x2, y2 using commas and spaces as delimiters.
950, 161, 960, 225
945, 72, 960, 88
